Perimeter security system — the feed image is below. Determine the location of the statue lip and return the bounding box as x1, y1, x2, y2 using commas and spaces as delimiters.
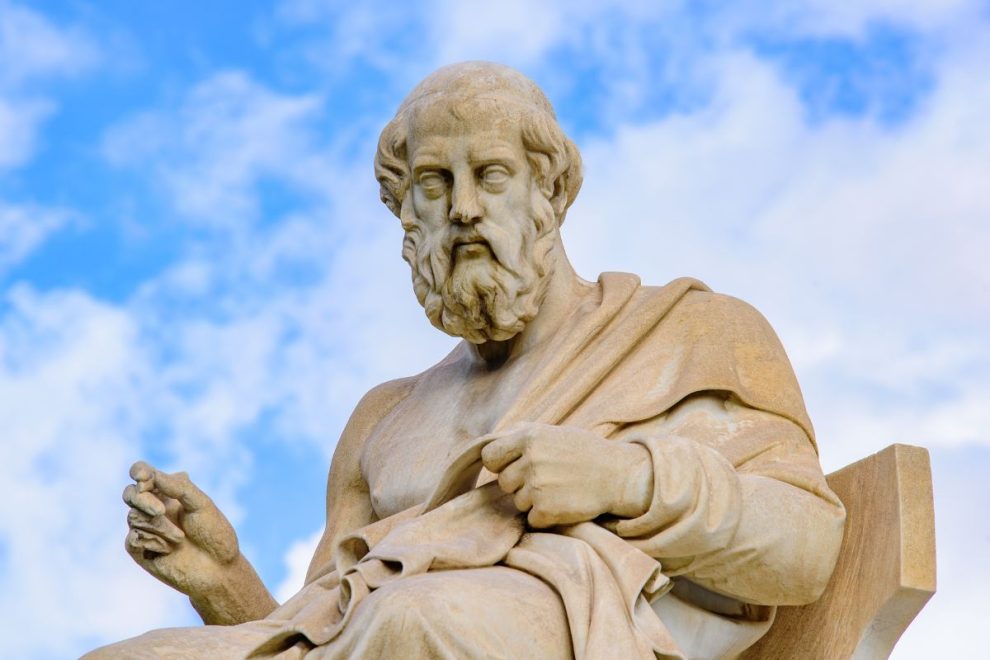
451, 234, 487, 247
451, 236, 492, 263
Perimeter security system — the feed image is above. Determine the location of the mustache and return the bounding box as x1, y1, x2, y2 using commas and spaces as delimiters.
450, 231, 487, 248
443, 222, 524, 278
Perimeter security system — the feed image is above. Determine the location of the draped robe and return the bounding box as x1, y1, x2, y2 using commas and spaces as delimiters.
89, 273, 845, 659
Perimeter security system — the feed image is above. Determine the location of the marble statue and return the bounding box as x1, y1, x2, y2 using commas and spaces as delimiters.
88, 62, 846, 659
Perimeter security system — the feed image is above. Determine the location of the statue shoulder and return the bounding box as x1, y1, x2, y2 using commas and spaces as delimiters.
343, 376, 420, 444
337, 344, 465, 456
325, 376, 421, 498
653, 280, 815, 442
657, 281, 782, 342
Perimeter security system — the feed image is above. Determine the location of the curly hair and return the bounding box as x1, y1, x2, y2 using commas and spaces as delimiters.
374, 63, 583, 226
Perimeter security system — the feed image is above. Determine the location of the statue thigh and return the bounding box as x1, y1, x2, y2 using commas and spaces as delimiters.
84, 566, 572, 659
321, 566, 573, 659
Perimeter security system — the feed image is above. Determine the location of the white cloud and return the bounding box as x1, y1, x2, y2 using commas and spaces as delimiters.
0, 0, 100, 89
889, 446, 990, 659
272, 0, 988, 86
0, 1, 100, 168
0, 87, 388, 649
432, 0, 572, 65
274, 528, 322, 603
0, 97, 52, 170
0, 202, 71, 271
0, 1, 100, 273
0, 12, 141, 652
562, 36, 990, 460
0, 286, 195, 659
772, 0, 984, 37
103, 72, 455, 452
276, 1, 423, 77
273, 0, 671, 88
103, 71, 329, 228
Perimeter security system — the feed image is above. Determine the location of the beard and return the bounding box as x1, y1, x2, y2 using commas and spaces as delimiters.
401, 190, 557, 344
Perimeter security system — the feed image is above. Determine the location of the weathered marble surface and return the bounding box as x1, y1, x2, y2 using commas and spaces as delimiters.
88, 62, 847, 659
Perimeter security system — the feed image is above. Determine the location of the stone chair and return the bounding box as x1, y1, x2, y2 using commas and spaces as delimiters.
740, 444, 936, 659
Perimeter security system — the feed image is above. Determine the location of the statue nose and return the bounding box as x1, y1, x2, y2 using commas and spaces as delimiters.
449, 179, 483, 225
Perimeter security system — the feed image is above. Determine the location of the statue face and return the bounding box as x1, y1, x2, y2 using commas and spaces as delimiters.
400, 103, 557, 344
408, 124, 535, 268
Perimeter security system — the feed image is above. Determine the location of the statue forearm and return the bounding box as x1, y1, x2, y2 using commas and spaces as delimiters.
188, 553, 279, 626
678, 474, 845, 606
608, 429, 845, 606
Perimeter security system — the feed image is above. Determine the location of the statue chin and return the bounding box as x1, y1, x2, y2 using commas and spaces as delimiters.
425, 258, 549, 347
435, 302, 530, 346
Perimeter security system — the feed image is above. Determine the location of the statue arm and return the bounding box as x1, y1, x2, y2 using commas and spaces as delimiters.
609, 393, 846, 606
305, 377, 417, 583
122, 463, 279, 625
122, 378, 416, 626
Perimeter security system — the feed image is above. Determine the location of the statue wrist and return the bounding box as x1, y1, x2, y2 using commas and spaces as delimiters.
189, 553, 278, 625
609, 443, 653, 519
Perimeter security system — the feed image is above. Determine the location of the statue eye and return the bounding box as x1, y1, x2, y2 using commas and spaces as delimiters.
480, 165, 510, 188
417, 171, 447, 197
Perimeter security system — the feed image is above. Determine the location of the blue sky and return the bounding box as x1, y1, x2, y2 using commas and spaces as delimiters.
1, 1, 988, 657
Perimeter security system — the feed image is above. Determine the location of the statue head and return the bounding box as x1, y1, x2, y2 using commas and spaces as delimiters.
375, 62, 583, 344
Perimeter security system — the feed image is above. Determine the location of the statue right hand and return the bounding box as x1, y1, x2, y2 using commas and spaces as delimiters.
123, 461, 240, 599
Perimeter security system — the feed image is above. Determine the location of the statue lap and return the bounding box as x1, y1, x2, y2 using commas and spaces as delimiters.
84, 567, 570, 659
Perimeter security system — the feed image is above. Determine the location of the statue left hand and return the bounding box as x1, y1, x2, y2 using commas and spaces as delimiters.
481, 422, 653, 528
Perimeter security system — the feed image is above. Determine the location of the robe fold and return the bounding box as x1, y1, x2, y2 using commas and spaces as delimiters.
247, 273, 843, 659
88, 273, 844, 659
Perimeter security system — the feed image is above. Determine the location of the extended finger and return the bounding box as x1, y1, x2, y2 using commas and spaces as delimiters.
152, 470, 211, 512
130, 461, 156, 493
481, 434, 527, 473
127, 509, 185, 544
497, 458, 527, 494
123, 484, 166, 517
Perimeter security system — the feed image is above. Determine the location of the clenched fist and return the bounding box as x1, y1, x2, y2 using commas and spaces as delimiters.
480, 422, 654, 528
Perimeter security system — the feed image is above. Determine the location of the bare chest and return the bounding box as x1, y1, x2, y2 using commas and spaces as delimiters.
360, 352, 535, 518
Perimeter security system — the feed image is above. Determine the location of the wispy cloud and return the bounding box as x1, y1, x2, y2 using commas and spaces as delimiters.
274, 528, 321, 602
0, 0, 100, 89
103, 71, 329, 229
0, 0, 100, 166
0, 286, 195, 659
0, 202, 72, 272
0, 97, 52, 170
0, 1, 100, 270
564, 39, 990, 457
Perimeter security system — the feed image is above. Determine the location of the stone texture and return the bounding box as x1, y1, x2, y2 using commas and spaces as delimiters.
86, 62, 879, 659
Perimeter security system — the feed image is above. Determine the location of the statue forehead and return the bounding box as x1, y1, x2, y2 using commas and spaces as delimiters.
399, 64, 554, 158
405, 96, 526, 144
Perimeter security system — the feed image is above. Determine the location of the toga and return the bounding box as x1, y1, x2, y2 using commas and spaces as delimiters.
90, 273, 845, 659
